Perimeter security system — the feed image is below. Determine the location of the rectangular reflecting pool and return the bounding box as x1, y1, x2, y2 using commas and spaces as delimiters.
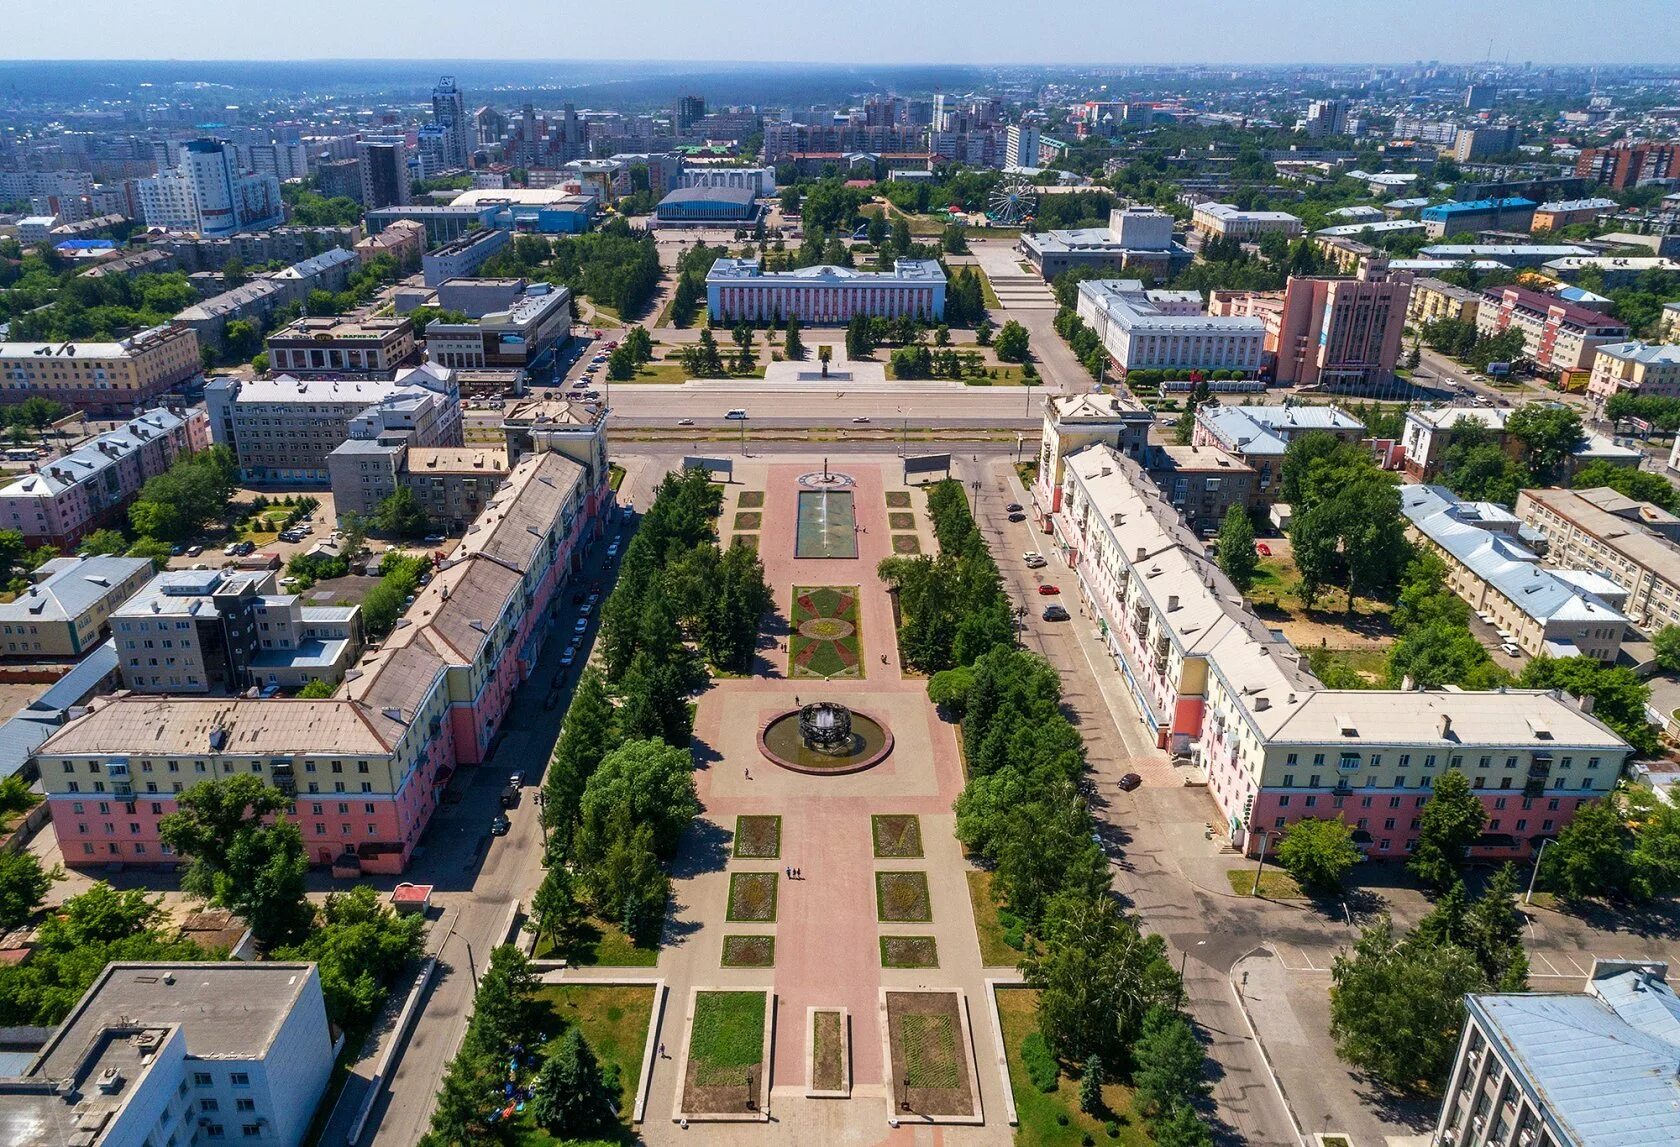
795, 490, 858, 559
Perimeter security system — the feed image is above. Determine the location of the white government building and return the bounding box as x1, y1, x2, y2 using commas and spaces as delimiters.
705, 258, 947, 323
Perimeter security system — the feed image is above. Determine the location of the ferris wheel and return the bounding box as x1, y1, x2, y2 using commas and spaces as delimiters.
987, 176, 1039, 225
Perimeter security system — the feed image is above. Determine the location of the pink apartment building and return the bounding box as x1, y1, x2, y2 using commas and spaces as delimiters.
32, 447, 608, 875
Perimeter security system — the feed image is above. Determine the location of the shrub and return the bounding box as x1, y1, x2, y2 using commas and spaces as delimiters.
1022, 1031, 1060, 1092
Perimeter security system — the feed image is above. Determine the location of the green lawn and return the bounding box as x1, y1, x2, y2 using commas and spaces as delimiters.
966, 870, 1023, 968
689, 991, 767, 1087
608, 464, 626, 492
534, 916, 659, 967
977, 269, 1002, 310
516, 984, 656, 1144
996, 987, 1154, 1146
1224, 868, 1306, 899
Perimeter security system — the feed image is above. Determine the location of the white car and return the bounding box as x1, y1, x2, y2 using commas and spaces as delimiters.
1499, 642, 1522, 657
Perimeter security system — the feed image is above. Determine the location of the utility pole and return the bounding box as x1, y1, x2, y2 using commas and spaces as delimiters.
1524, 837, 1552, 905
1250, 830, 1271, 897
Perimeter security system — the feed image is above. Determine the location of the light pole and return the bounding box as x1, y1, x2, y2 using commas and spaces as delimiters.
898, 405, 907, 457
1524, 837, 1553, 905
1250, 829, 1271, 897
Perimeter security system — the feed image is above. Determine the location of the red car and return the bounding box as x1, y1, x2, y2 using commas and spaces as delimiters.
1255, 542, 1272, 557
1037, 584, 1060, 595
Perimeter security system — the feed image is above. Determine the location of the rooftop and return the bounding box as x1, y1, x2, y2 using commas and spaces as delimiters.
1077, 279, 1266, 337
1467, 965, 1680, 1146
0, 408, 194, 501
1594, 341, 1680, 367
1401, 484, 1628, 630
1196, 403, 1364, 456
707, 257, 944, 283
1314, 219, 1428, 238
1535, 197, 1620, 213
658, 185, 759, 208
1420, 197, 1537, 217
1194, 202, 1303, 224
268, 315, 412, 343
0, 556, 151, 625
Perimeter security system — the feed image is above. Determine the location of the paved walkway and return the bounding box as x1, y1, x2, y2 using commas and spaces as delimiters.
555, 456, 1012, 1144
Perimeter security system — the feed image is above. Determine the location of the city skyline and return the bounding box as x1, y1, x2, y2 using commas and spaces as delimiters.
6, 0, 1680, 66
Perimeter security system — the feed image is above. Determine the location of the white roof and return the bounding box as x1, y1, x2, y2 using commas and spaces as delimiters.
1194, 202, 1303, 224
1077, 279, 1265, 337
1594, 341, 1680, 366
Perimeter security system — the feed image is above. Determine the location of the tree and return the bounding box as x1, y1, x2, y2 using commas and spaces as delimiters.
994, 320, 1031, 363
606, 343, 636, 380
0, 851, 60, 930
297, 678, 335, 698
1330, 917, 1486, 1091
466, 945, 539, 1060
572, 739, 697, 862
783, 316, 804, 359
1152, 1103, 1215, 1147
270, 885, 424, 1032
1214, 506, 1257, 591
78, 528, 127, 555
126, 536, 174, 569
1505, 404, 1583, 485
527, 864, 583, 956
1079, 1053, 1104, 1115
1464, 864, 1530, 990
1539, 797, 1632, 902
531, 1028, 616, 1136
543, 667, 617, 834
1386, 621, 1507, 690
1131, 1007, 1207, 1116
374, 488, 430, 539
1022, 889, 1181, 1067
1570, 459, 1680, 513
158, 776, 312, 948
1408, 771, 1486, 892
1275, 817, 1361, 895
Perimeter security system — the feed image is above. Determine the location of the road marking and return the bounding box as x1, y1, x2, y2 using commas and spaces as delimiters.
1529, 950, 1562, 978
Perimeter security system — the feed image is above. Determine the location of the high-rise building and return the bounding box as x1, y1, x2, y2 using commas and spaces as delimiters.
1453, 122, 1521, 162
359, 140, 411, 210
1005, 123, 1041, 169
1267, 267, 1412, 391
179, 138, 283, 237
1464, 82, 1497, 109
1575, 141, 1680, 190
674, 95, 707, 135
1302, 98, 1348, 137
317, 157, 364, 203
431, 76, 470, 169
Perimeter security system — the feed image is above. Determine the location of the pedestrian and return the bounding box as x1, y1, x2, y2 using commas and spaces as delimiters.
660, 1042, 667, 1058
745, 766, 751, 780
880, 653, 888, 665
785, 866, 790, 879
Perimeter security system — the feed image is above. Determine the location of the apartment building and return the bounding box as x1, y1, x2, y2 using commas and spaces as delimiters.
35, 447, 605, 874
1587, 340, 1680, 411
264, 317, 419, 378
0, 324, 201, 416
330, 443, 510, 526
354, 217, 426, 268
1530, 197, 1620, 231
1049, 444, 1631, 861
1452, 124, 1521, 163
112, 567, 362, 694
1191, 403, 1366, 504
1421, 197, 1535, 238
1517, 486, 1680, 632
1075, 279, 1266, 379
1401, 484, 1627, 661
0, 962, 334, 1147
1400, 404, 1639, 481
1575, 141, 1680, 190
1220, 269, 1411, 391
1476, 286, 1631, 375
1433, 961, 1680, 1147
0, 407, 211, 548
1018, 204, 1193, 280
706, 258, 946, 323
1190, 202, 1304, 241
1407, 277, 1482, 327
0, 555, 153, 657
205, 364, 462, 485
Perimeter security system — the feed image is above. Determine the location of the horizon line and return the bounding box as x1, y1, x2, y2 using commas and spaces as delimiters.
0, 56, 1667, 69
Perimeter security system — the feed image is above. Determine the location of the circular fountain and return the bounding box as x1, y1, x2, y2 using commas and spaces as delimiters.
759, 701, 894, 774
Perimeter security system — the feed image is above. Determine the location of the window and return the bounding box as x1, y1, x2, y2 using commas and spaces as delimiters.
236, 1098, 255, 1113
229, 1073, 249, 1087
1282, 774, 1294, 788
205, 1126, 224, 1140
1304, 795, 1318, 808
200, 1098, 219, 1112
1274, 817, 1286, 828
193, 1072, 213, 1087
1278, 795, 1290, 807
1384, 818, 1396, 829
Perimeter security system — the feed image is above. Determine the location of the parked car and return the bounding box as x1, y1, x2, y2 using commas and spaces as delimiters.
560, 646, 577, 667
1042, 604, 1070, 621
1117, 773, 1143, 792
490, 813, 511, 836
185, 545, 204, 557
1007, 512, 1026, 523
1006, 503, 1023, 512
424, 533, 446, 544
1037, 584, 1060, 595
1499, 642, 1522, 657
574, 617, 589, 633
1023, 553, 1047, 569
508, 771, 523, 788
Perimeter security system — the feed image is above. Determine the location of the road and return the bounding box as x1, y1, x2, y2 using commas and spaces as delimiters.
954, 451, 1299, 1146
346, 498, 642, 1147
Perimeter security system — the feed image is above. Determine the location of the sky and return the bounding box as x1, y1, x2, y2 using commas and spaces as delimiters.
5, 0, 1680, 66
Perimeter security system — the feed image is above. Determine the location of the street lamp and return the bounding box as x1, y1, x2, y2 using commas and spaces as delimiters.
1525, 837, 1553, 905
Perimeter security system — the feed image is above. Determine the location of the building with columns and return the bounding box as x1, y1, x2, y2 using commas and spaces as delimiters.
706, 258, 946, 323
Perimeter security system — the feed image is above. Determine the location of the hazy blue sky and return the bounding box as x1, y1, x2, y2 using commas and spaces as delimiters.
8, 0, 1679, 65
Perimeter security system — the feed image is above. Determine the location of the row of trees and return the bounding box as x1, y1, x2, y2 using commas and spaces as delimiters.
878, 480, 1015, 673
4, 269, 198, 342
1419, 318, 1525, 374
894, 485, 1211, 1142
481, 221, 663, 318
1436, 407, 1585, 505
668, 241, 727, 327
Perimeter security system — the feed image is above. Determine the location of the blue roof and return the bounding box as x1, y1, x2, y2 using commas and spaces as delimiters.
1471, 968, 1680, 1146
0, 639, 117, 780
53, 239, 116, 251
1420, 197, 1537, 220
